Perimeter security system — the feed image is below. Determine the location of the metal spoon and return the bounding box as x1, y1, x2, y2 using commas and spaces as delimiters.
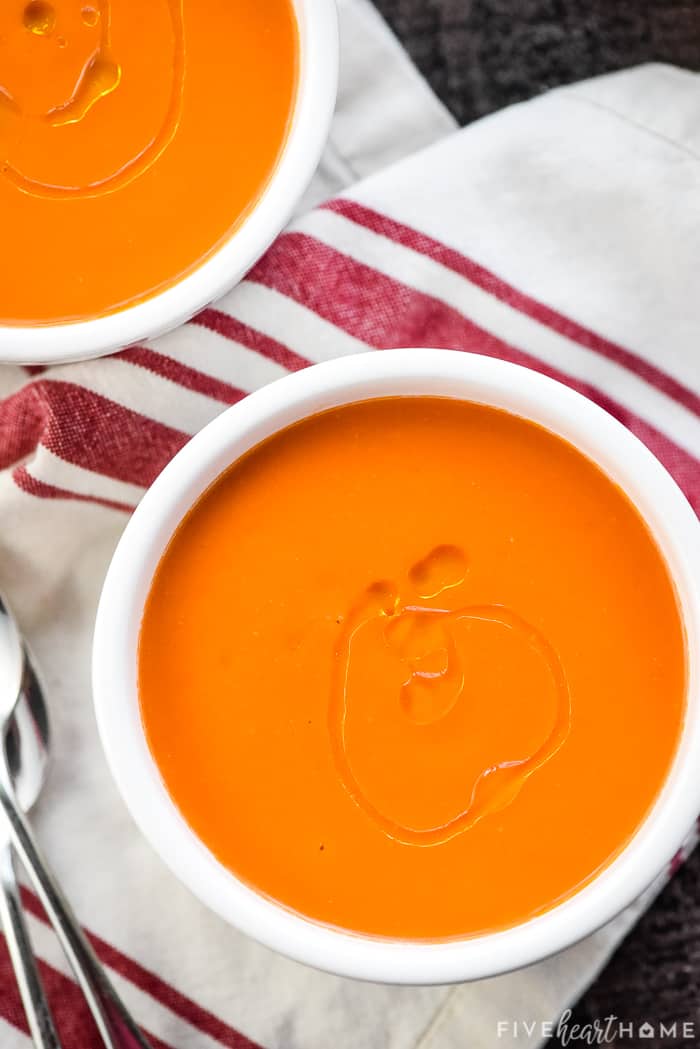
0, 593, 153, 1049
0, 653, 61, 1047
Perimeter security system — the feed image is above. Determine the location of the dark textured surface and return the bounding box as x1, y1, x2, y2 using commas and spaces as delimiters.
370, 1, 700, 1044
549, 851, 700, 1047
373, 0, 700, 126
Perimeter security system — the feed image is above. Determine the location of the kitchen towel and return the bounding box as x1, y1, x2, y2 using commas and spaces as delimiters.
0, 5, 698, 1047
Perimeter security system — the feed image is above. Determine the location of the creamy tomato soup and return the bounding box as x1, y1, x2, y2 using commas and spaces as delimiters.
138, 397, 686, 939
0, 0, 297, 324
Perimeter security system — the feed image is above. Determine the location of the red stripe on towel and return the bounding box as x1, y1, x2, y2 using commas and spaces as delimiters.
119, 347, 248, 406
12, 467, 135, 514
0, 386, 50, 471
325, 199, 700, 417
194, 308, 312, 372
250, 234, 700, 509
0, 381, 188, 488
18, 891, 263, 1049
0, 933, 171, 1049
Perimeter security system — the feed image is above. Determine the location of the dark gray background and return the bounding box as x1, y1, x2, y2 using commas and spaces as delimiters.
371, 2, 700, 1044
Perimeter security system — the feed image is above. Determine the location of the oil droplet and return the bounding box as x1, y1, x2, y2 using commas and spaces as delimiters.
48, 57, 122, 127
385, 610, 445, 662
408, 545, 468, 599
81, 5, 99, 27
328, 549, 571, 847
384, 610, 464, 726
3, 0, 185, 198
23, 1, 56, 36
363, 581, 398, 618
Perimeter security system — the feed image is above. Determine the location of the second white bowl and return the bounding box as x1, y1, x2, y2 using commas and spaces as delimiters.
93, 349, 700, 984
0, 0, 338, 365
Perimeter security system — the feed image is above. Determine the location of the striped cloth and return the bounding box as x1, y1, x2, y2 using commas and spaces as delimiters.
1, 32, 699, 1049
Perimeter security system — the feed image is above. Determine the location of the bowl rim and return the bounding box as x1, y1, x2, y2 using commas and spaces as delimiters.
93, 349, 700, 984
0, 0, 339, 365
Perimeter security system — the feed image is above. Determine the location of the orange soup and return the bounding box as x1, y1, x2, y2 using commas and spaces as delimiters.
139, 398, 686, 939
0, 0, 297, 324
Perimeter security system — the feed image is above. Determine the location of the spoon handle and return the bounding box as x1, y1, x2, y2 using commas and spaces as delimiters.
0, 845, 62, 1048
0, 784, 152, 1049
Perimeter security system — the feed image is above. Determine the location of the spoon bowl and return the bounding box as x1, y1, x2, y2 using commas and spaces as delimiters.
0, 593, 23, 722
6, 654, 51, 814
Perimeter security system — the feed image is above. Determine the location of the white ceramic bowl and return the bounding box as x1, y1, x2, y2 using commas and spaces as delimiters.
93, 349, 700, 984
0, 0, 338, 366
